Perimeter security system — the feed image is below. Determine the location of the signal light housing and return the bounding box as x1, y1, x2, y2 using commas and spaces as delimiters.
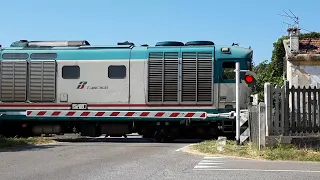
243, 71, 257, 88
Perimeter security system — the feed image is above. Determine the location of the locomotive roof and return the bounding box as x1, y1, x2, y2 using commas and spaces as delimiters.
0, 43, 253, 61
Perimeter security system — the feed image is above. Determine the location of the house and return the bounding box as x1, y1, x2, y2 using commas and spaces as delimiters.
283, 28, 320, 88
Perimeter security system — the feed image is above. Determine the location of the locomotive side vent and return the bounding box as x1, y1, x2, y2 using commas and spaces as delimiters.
147, 51, 213, 104
163, 52, 179, 102
181, 52, 213, 103
0, 60, 28, 102
28, 60, 56, 102
147, 52, 179, 103
148, 52, 163, 102
196, 52, 213, 102
181, 52, 197, 101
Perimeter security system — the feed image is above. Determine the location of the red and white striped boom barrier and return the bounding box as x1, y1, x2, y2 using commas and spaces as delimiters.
26, 110, 207, 119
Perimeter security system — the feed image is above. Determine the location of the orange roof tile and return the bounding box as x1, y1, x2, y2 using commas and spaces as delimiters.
299, 38, 320, 54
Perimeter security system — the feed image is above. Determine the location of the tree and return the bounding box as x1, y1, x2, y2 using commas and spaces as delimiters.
270, 36, 289, 77
252, 60, 283, 100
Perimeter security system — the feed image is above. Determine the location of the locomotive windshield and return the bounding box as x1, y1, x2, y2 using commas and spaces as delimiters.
222, 62, 236, 79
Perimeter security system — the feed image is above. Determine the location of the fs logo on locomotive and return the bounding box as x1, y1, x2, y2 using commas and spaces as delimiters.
77, 81, 88, 89
76, 81, 108, 90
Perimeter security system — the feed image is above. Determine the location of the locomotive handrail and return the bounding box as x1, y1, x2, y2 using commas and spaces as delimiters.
0, 111, 26, 116
207, 111, 235, 119
206, 109, 248, 120
78, 45, 133, 49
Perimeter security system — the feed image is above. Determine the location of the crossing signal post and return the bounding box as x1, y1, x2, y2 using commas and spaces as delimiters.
235, 62, 257, 145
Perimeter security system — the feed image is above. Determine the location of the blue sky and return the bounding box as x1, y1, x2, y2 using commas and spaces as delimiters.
1, 0, 319, 64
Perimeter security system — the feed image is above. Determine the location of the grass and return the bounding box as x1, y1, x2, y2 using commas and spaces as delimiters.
0, 136, 55, 148
190, 140, 320, 162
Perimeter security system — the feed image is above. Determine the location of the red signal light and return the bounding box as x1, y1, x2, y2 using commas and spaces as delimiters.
244, 75, 254, 83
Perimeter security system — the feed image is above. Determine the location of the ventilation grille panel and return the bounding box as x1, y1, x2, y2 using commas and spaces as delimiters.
29, 60, 56, 102
147, 51, 213, 104
0, 60, 28, 102
148, 52, 179, 102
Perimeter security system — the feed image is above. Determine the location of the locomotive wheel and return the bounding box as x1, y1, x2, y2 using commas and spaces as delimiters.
80, 124, 101, 137
141, 128, 154, 138
154, 128, 173, 143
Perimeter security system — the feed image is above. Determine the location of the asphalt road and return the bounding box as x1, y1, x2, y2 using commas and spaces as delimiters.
0, 135, 319, 180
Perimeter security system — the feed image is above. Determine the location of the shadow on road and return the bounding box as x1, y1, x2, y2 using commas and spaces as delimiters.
50, 133, 236, 144
0, 137, 204, 153
0, 131, 237, 153
52, 137, 206, 144
0, 133, 235, 152
0, 144, 60, 152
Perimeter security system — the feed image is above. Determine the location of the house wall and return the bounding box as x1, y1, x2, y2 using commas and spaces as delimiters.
283, 32, 320, 110
287, 60, 320, 88
284, 39, 320, 88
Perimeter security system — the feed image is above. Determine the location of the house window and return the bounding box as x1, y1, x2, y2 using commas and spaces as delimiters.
108, 65, 126, 79
62, 65, 80, 79
222, 62, 235, 79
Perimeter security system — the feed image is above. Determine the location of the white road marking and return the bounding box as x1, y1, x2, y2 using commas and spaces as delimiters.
200, 160, 223, 163
203, 156, 224, 159
194, 157, 320, 173
193, 168, 320, 173
198, 162, 223, 165
193, 156, 224, 170
194, 165, 219, 169
175, 144, 196, 152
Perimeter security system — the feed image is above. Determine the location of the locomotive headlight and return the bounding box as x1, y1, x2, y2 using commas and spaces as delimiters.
221, 47, 231, 53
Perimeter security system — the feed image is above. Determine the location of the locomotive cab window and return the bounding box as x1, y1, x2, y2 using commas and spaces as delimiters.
62, 65, 80, 79
108, 65, 126, 79
222, 62, 236, 79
